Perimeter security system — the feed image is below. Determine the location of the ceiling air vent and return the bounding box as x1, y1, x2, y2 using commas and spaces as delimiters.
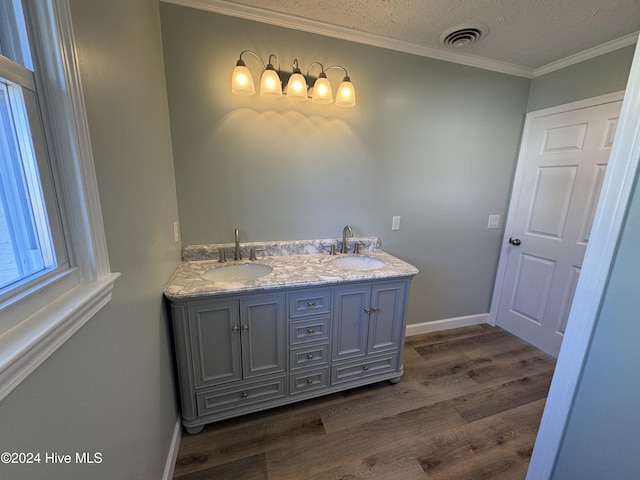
439, 23, 489, 48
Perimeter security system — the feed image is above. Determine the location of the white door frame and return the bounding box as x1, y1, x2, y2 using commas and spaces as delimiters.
491, 46, 640, 478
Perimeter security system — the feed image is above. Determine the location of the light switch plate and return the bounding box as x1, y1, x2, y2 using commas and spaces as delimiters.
487, 214, 500, 229
392, 216, 401, 231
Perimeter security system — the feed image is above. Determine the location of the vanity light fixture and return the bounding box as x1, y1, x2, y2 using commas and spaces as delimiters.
231, 50, 283, 97
307, 62, 332, 105
260, 54, 282, 98
286, 58, 308, 101
328, 65, 356, 108
231, 50, 356, 107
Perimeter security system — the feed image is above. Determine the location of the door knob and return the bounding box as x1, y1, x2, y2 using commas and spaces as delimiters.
508, 237, 522, 246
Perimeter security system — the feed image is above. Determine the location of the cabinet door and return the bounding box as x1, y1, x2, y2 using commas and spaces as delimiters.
188, 299, 241, 388
368, 281, 406, 354
240, 294, 286, 379
332, 284, 370, 360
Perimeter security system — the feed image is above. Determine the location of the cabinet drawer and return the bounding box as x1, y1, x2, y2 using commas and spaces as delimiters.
196, 376, 286, 416
289, 367, 329, 395
289, 316, 330, 345
289, 289, 331, 318
289, 343, 329, 370
331, 354, 398, 385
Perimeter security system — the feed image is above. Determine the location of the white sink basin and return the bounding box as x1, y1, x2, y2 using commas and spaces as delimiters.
332, 256, 385, 271
202, 263, 272, 282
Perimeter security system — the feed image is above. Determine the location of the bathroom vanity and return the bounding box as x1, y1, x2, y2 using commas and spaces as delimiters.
164, 238, 418, 434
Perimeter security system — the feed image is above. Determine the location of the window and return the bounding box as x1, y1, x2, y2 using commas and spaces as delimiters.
0, 79, 53, 289
0, 21, 67, 296
0, 0, 118, 400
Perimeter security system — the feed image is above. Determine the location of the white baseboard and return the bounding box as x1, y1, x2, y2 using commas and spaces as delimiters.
162, 416, 182, 480
405, 313, 489, 337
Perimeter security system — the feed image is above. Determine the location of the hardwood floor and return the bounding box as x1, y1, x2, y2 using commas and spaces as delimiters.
173, 324, 556, 479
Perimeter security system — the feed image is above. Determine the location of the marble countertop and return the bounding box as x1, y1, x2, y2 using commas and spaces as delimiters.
164, 249, 419, 301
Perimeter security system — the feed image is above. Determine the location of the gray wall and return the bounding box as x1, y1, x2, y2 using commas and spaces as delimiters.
527, 45, 635, 112
0, 1, 181, 479
552, 167, 640, 478
160, 4, 531, 323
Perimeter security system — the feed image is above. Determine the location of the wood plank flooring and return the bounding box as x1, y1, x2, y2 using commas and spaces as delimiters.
173, 324, 556, 479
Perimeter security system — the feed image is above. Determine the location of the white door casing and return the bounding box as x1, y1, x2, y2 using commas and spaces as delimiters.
490, 92, 623, 357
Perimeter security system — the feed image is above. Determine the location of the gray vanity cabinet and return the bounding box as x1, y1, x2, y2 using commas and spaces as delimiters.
331, 281, 406, 385
287, 288, 332, 396
238, 295, 287, 378
187, 295, 286, 387
169, 277, 411, 434
172, 293, 286, 433
188, 298, 241, 387
332, 281, 405, 360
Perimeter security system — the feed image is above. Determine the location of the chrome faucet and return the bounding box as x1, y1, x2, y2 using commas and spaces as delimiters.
341, 225, 353, 254
234, 228, 242, 261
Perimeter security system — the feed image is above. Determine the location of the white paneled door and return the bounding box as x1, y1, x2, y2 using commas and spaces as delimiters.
494, 97, 622, 356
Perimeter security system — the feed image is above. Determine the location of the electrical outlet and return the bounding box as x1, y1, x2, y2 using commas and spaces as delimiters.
392, 216, 401, 231
173, 221, 180, 243
487, 214, 500, 229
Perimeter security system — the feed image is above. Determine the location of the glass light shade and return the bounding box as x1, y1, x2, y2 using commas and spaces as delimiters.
311, 76, 333, 104
335, 79, 355, 107
231, 64, 255, 96
260, 68, 282, 97
286, 72, 308, 101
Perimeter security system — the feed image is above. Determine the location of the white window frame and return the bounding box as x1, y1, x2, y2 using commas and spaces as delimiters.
0, 0, 118, 401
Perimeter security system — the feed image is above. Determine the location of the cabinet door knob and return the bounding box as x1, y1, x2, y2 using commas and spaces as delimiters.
364, 307, 372, 314
307, 301, 316, 307
231, 325, 239, 333
242, 325, 249, 332
371, 307, 379, 313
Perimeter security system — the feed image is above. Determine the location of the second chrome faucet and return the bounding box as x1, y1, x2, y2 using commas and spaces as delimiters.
341, 225, 353, 254
234, 228, 242, 261
234, 228, 263, 261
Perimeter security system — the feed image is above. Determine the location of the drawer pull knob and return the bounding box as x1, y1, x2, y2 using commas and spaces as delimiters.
241, 391, 248, 399
306, 353, 314, 360
306, 378, 313, 384
307, 301, 316, 307
307, 328, 315, 334
231, 325, 239, 333
362, 365, 369, 371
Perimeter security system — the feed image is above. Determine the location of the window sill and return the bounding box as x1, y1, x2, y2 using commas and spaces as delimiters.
0, 272, 120, 401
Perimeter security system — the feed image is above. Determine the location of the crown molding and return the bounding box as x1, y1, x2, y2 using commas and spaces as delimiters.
161, 0, 533, 78
532, 32, 639, 77
161, 0, 638, 80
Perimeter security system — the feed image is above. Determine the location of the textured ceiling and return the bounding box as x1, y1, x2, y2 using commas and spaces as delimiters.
220, 0, 640, 73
